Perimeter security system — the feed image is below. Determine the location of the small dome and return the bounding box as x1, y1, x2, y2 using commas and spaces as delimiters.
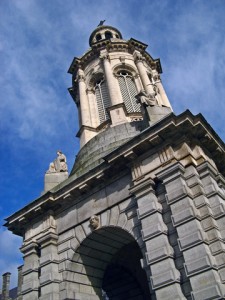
89, 24, 123, 46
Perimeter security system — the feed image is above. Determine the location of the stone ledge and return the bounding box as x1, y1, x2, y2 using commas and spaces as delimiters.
212, 203, 225, 219
58, 240, 71, 254
137, 201, 162, 219
141, 222, 168, 241
209, 240, 225, 255
178, 230, 208, 251
191, 284, 225, 300
171, 206, 198, 227
146, 245, 174, 265
184, 255, 217, 277
40, 253, 59, 266
39, 293, 60, 300
22, 262, 39, 275
166, 185, 193, 205
21, 280, 39, 294
39, 273, 61, 286
150, 269, 180, 290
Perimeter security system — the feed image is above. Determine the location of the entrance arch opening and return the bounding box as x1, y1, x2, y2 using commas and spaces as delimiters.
73, 226, 152, 299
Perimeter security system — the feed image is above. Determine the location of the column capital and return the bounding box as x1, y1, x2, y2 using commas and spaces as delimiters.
133, 50, 145, 62
86, 87, 95, 94
100, 49, 109, 61
130, 177, 156, 197
20, 241, 39, 255
76, 73, 85, 82
156, 162, 185, 183
36, 231, 58, 248
153, 74, 161, 82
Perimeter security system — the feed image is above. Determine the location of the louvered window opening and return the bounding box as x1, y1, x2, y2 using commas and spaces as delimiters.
95, 79, 111, 123
117, 72, 140, 113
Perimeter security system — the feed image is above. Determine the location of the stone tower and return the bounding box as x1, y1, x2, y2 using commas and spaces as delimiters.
5, 23, 225, 300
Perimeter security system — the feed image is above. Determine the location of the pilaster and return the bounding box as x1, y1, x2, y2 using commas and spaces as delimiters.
157, 162, 225, 300
131, 178, 185, 299
37, 211, 61, 300
100, 50, 127, 126
100, 50, 123, 107
133, 50, 155, 96
77, 68, 91, 127
20, 241, 40, 300
196, 162, 225, 292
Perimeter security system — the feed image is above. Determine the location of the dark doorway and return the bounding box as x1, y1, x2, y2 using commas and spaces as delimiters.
102, 242, 151, 300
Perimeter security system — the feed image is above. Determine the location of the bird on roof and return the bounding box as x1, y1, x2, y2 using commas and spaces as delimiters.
97, 20, 106, 26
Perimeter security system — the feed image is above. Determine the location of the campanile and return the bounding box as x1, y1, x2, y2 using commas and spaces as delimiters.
5, 23, 225, 300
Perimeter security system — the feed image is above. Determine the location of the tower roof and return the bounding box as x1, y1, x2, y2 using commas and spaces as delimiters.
89, 23, 123, 46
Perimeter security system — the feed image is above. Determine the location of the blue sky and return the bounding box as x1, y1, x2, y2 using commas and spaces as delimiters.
0, 0, 225, 288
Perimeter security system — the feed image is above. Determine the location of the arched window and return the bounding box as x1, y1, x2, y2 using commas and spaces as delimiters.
96, 34, 101, 41
95, 78, 111, 123
105, 31, 113, 40
117, 71, 140, 113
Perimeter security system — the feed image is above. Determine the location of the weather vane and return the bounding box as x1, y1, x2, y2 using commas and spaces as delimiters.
97, 20, 106, 27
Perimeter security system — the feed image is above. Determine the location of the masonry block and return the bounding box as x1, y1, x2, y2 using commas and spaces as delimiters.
151, 269, 180, 289
142, 222, 167, 240
178, 230, 207, 251
146, 245, 174, 264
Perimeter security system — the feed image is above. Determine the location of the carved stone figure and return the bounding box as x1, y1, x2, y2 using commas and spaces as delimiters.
46, 150, 68, 174
89, 215, 100, 230
136, 90, 158, 107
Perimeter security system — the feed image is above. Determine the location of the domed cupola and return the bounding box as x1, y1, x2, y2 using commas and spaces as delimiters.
89, 21, 123, 46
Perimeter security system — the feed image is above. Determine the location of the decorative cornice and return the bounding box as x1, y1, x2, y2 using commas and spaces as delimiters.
5, 110, 225, 235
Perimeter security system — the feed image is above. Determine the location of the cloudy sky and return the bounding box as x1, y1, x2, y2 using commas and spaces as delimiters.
0, 0, 225, 288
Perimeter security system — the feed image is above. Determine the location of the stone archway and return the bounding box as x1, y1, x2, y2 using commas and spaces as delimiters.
73, 226, 151, 299
102, 241, 151, 299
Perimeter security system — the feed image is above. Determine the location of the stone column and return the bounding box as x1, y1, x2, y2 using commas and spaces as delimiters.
157, 162, 225, 300
87, 87, 99, 127
133, 50, 155, 96
131, 178, 185, 299
100, 50, 123, 106
196, 162, 225, 293
21, 242, 40, 300
2, 272, 11, 300
153, 72, 172, 109
100, 50, 127, 126
77, 68, 91, 127
134, 74, 143, 92
37, 211, 61, 300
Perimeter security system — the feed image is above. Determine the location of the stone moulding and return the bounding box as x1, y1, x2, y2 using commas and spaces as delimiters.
4, 110, 225, 238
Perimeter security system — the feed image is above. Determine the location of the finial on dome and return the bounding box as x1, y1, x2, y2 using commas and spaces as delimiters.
97, 20, 106, 27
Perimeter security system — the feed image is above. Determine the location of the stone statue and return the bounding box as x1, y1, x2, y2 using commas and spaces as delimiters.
46, 150, 68, 174
136, 90, 158, 107
89, 215, 100, 230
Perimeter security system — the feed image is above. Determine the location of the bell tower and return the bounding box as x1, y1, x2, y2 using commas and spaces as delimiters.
68, 22, 172, 177
5, 22, 225, 300
68, 23, 172, 146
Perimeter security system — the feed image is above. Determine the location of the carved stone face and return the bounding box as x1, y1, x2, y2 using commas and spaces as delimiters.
89, 215, 100, 230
